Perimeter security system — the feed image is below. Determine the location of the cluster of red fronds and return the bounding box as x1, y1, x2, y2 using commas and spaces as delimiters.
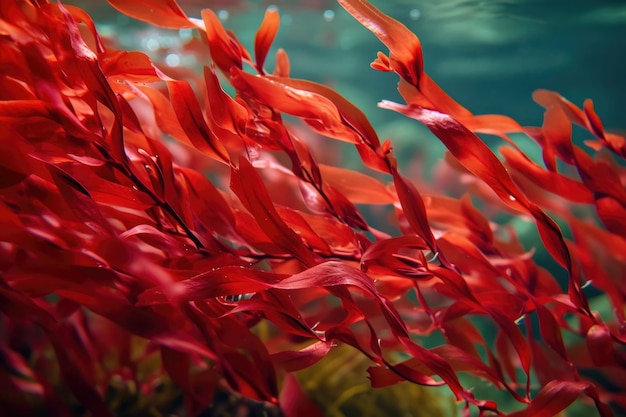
1, 0, 625, 415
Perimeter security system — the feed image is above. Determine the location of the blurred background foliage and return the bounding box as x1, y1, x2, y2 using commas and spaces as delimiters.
295, 344, 457, 417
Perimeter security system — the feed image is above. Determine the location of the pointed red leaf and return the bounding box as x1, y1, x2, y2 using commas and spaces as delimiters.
279, 374, 324, 417
254, 8, 280, 74
500, 146, 593, 204
166, 80, 230, 163
231, 156, 318, 266
203, 65, 248, 135
507, 380, 612, 417
201, 9, 248, 72
272, 341, 332, 373
318, 164, 394, 204
337, 0, 423, 86
273, 48, 290, 77
391, 167, 438, 251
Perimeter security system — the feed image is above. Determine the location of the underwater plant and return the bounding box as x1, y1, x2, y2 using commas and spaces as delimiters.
1, 0, 625, 416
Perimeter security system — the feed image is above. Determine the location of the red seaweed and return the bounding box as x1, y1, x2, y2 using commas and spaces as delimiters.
1, 0, 625, 416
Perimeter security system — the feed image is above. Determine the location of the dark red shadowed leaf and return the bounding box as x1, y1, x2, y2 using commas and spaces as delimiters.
54, 284, 217, 361
585, 324, 626, 368
161, 346, 218, 416
46, 165, 115, 234
254, 8, 280, 74
280, 374, 325, 417
567, 216, 626, 321
507, 380, 613, 417
458, 194, 495, 245
372, 344, 514, 397
532, 302, 571, 368
0, 362, 35, 416
216, 316, 280, 402
160, 346, 191, 391
46, 327, 114, 417
429, 267, 534, 394
570, 148, 626, 214
106, 0, 194, 28
0, 282, 56, 328
390, 165, 437, 251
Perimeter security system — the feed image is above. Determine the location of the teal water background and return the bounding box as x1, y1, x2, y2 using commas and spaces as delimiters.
75, 0, 626, 130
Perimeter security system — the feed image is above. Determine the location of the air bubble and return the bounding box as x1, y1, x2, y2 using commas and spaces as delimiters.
145, 38, 159, 51
323, 9, 335, 22
166, 53, 180, 67
179, 28, 193, 41
217, 9, 229, 20
409, 8, 421, 21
